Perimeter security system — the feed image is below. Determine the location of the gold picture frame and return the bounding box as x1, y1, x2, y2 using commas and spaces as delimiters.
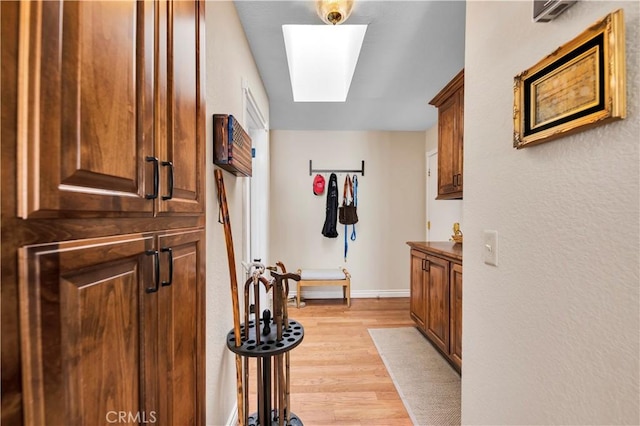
513, 9, 626, 149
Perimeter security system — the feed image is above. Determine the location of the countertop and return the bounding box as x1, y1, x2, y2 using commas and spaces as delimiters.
406, 241, 462, 263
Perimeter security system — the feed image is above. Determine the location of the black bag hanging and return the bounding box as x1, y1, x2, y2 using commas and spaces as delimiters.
339, 175, 358, 225
321, 173, 339, 238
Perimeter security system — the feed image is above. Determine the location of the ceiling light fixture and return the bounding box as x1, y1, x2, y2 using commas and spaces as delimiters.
316, 0, 354, 25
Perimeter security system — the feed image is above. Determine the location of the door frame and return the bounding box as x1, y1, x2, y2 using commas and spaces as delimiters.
242, 79, 269, 308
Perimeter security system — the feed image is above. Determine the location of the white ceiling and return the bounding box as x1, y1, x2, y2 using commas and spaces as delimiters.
234, 1, 466, 131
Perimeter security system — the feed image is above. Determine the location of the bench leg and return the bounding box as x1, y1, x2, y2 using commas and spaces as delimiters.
297, 282, 301, 308
346, 280, 351, 307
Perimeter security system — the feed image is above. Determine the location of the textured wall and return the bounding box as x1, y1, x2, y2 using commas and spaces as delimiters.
269, 130, 425, 296
204, 2, 270, 424
425, 124, 438, 153
462, 1, 639, 424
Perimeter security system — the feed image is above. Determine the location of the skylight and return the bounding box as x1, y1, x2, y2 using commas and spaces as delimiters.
282, 25, 368, 102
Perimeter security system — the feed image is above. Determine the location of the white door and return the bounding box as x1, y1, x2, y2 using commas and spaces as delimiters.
250, 127, 269, 266
426, 150, 462, 241
243, 82, 270, 311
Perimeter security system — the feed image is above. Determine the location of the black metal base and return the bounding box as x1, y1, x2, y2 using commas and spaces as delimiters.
247, 410, 303, 426
227, 319, 304, 357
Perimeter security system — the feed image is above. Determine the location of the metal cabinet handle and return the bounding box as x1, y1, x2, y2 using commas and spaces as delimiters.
161, 161, 174, 200
453, 174, 458, 187
145, 156, 159, 199
421, 259, 430, 271
145, 250, 160, 293
161, 247, 173, 287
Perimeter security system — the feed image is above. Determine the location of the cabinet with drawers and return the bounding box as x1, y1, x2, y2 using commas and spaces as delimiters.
408, 241, 462, 372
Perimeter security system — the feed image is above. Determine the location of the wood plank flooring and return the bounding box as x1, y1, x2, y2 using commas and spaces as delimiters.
247, 297, 415, 425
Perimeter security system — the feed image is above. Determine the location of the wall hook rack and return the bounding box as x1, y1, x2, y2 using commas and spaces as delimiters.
309, 160, 365, 176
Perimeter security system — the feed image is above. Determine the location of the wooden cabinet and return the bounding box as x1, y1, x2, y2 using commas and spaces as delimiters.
19, 235, 155, 426
449, 263, 463, 370
18, 229, 204, 425
155, 229, 205, 425
410, 250, 428, 329
429, 69, 464, 200
16, 0, 204, 219
424, 255, 450, 355
1, 1, 205, 424
407, 242, 462, 373
158, 0, 205, 215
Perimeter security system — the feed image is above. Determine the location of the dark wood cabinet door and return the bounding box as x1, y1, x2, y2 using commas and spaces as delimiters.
157, 0, 205, 215
430, 69, 463, 200
449, 262, 463, 370
18, 234, 155, 426
156, 229, 205, 425
437, 96, 458, 197
17, 0, 155, 218
425, 255, 450, 354
454, 88, 464, 191
410, 250, 428, 329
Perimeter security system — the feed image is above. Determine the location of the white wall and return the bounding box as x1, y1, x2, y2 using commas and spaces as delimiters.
269, 130, 425, 297
205, 2, 269, 424
424, 123, 463, 241
463, 2, 639, 424
425, 124, 438, 152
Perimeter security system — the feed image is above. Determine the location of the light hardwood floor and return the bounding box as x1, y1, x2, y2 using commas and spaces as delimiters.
248, 297, 416, 425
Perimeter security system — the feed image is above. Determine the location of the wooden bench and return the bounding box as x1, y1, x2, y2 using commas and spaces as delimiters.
295, 268, 351, 308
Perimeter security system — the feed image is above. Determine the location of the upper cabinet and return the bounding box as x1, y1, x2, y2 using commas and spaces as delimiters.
429, 69, 464, 200
157, 0, 206, 215
2, 2, 205, 424
16, 0, 204, 218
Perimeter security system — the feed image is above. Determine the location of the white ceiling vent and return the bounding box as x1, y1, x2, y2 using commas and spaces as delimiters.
533, 0, 577, 22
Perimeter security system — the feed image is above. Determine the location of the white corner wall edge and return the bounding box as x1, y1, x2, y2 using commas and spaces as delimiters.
225, 403, 238, 426
291, 289, 409, 299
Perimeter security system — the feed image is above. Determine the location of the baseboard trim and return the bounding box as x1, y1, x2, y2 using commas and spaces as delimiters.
290, 289, 409, 299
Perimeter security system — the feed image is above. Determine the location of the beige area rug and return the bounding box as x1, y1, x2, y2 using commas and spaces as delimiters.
369, 327, 461, 426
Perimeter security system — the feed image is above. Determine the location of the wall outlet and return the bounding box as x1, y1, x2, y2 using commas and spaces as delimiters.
484, 230, 498, 266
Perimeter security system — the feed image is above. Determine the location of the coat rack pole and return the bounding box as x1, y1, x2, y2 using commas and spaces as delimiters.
308, 160, 365, 176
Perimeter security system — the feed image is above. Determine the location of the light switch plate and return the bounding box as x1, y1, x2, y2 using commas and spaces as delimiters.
483, 230, 498, 266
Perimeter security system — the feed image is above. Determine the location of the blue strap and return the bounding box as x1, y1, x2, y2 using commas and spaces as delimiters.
352, 174, 358, 207
344, 175, 359, 261
344, 223, 348, 261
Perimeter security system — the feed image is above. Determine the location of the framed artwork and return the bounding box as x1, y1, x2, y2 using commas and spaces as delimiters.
513, 9, 626, 149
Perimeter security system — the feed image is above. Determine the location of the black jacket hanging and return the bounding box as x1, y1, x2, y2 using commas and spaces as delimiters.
321, 173, 339, 238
